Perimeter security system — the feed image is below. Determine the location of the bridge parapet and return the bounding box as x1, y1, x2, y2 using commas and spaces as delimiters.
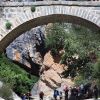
0, 1, 100, 19
0, 1, 100, 7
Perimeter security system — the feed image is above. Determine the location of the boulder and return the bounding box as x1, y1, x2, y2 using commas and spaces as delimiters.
31, 51, 74, 96
41, 69, 62, 88
31, 80, 52, 96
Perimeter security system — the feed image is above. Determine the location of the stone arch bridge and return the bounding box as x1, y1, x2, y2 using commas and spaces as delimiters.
0, 1, 100, 53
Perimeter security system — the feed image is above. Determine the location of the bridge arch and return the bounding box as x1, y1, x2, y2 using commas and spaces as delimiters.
0, 4, 100, 53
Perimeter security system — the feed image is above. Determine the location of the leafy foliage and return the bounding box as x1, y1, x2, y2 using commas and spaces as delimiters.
0, 84, 13, 100
93, 60, 100, 78
5, 21, 12, 29
31, 5, 36, 12
0, 54, 39, 95
45, 23, 66, 55
62, 25, 100, 78
45, 23, 100, 80
74, 60, 100, 87
51, 48, 58, 56
92, 60, 100, 86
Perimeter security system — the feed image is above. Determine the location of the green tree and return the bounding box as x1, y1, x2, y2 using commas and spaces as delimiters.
61, 25, 100, 78
45, 23, 100, 79
45, 23, 66, 55
92, 60, 100, 86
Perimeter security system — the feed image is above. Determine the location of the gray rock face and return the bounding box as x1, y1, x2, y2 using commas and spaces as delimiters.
6, 26, 45, 66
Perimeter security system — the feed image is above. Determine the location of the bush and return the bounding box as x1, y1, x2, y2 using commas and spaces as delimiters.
60, 53, 68, 64
0, 84, 13, 100
92, 60, 100, 87
74, 75, 90, 86
51, 48, 58, 56
5, 21, 12, 29
45, 23, 66, 51
31, 5, 36, 12
0, 54, 39, 95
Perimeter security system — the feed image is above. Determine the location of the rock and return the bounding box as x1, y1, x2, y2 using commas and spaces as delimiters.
31, 80, 52, 96
51, 63, 65, 74
12, 92, 21, 100
0, 97, 4, 100
34, 52, 43, 65
6, 26, 45, 67
43, 51, 65, 74
43, 51, 54, 68
41, 69, 62, 88
31, 51, 74, 96
61, 78, 74, 88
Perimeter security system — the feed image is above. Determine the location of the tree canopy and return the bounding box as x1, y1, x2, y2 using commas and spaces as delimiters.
45, 23, 100, 85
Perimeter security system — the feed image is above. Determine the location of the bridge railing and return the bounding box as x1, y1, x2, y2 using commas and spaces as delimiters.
0, 1, 100, 7
0, 0, 94, 1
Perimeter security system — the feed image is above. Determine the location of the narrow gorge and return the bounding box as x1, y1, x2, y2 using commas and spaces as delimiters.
6, 24, 74, 96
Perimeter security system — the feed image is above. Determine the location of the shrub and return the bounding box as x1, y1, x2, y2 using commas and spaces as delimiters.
0, 54, 39, 95
51, 48, 58, 56
92, 60, 100, 87
5, 21, 12, 29
0, 84, 13, 100
60, 53, 68, 64
31, 5, 36, 12
45, 23, 66, 51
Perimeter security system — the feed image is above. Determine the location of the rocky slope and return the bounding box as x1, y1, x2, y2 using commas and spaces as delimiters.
31, 51, 74, 96
6, 26, 45, 76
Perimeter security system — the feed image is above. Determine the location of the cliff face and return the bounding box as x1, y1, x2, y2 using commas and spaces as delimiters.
6, 26, 45, 76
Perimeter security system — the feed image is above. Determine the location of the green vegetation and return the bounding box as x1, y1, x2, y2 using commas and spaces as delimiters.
0, 84, 13, 100
75, 61, 100, 86
0, 54, 39, 96
5, 21, 12, 29
31, 5, 36, 12
45, 23, 66, 55
45, 23, 100, 86
92, 60, 100, 86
